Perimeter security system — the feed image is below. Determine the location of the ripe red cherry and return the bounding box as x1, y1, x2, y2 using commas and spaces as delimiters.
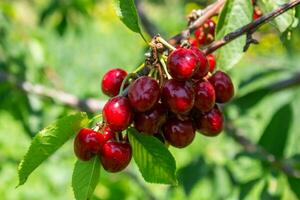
133, 103, 167, 135
167, 48, 200, 80
253, 7, 262, 20
102, 126, 116, 141
162, 79, 195, 114
208, 71, 234, 103
191, 47, 209, 79
101, 68, 127, 97
128, 76, 160, 112
189, 38, 198, 47
103, 96, 133, 132
206, 54, 216, 72
194, 80, 216, 112
74, 128, 104, 161
163, 117, 195, 148
194, 19, 216, 45
195, 106, 223, 136
100, 140, 132, 173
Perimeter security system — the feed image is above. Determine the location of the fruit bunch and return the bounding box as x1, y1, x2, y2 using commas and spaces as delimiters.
73, 19, 234, 173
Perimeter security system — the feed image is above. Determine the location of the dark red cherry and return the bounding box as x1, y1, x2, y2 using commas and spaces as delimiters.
103, 96, 133, 132
167, 48, 200, 80
100, 140, 132, 173
195, 106, 223, 136
162, 79, 195, 114
194, 19, 216, 45
194, 80, 216, 112
74, 128, 104, 161
208, 71, 234, 103
133, 103, 167, 135
163, 117, 195, 148
206, 54, 216, 72
101, 68, 127, 97
102, 126, 116, 142
191, 47, 209, 79
128, 76, 160, 112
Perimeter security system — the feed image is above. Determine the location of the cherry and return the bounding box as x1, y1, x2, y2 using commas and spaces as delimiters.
191, 47, 209, 79
162, 79, 195, 114
206, 54, 216, 73
101, 68, 127, 97
74, 128, 104, 161
102, 126, 116, 142
167, 48, 200, 80
194, 19, 216, 45
194, 80, 216, 112
163, 117, 195, 148
208, 70, 234, 103
100, 140, 132, 173
195, 106, 223, 136
134, 103, 167, 135
253, 7, 262, 20
189, 38, 198, 47
103, 96, 133, 132
128, 76, 160, 112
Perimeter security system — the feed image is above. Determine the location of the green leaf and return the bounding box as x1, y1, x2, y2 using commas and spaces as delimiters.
72, 158, 100, 200
128, 128, 177, 185
257, 0, 296, 32
288, 177, 300, 199
239, 178, 261, 199
17, 112, 89, 186
114, 0, 146, 41
215, 0, 253, 70
258, 104, 293, 158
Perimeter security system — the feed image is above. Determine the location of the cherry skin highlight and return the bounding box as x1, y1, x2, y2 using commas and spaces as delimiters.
191, 47, 209, 79
102, 96, 133, 132
101, 68, 127, 97
163, 117, 195, 148
194, 80, 216, 112
134, 103, 167, 135
74, 128, 104, 161
167, 48, 200, 80
128, 76, 160, 112
208, 70, 234, 103
195, 106, 223, 136
100, 140, 132, 173
162, 79, 195, 114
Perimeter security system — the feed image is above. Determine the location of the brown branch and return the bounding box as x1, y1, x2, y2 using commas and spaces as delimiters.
0, 71, 104, 113
225, 122, 300, 178
204, 0, 300, 55
168, 0, 225, 45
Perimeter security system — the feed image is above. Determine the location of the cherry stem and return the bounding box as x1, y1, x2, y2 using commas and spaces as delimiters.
118, 73, 136, 96
133, 63, 145, 73
156, 37, 176, 51
159, 57, 172, 79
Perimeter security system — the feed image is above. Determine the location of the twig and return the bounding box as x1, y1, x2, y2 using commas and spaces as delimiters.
0, 71, 104, 113
225, 122, 300, 178
204, 0, 300, 55
169, 0, 225, 45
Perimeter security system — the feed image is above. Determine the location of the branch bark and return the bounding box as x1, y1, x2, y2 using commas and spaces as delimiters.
203, 0, 300, 55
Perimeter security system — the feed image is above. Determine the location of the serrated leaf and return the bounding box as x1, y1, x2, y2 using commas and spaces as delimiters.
258, 0, 295, 32
258, 104, 293, 158
215, 0, 253, 70
114, 0, 146, 41
72, 158, 100, 200
17, 112, 89, 186
128, 128, 177, 185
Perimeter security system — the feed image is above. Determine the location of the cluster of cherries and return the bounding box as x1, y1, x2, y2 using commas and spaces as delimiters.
73, 18, 234, 173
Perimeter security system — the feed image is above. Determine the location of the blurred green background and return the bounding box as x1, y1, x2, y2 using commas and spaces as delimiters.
0, 0, 300, 199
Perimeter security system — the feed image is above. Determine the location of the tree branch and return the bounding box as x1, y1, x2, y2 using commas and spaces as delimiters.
169, 0, 225, 45
203, 0, 300, 55
225, 122, 300, 178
